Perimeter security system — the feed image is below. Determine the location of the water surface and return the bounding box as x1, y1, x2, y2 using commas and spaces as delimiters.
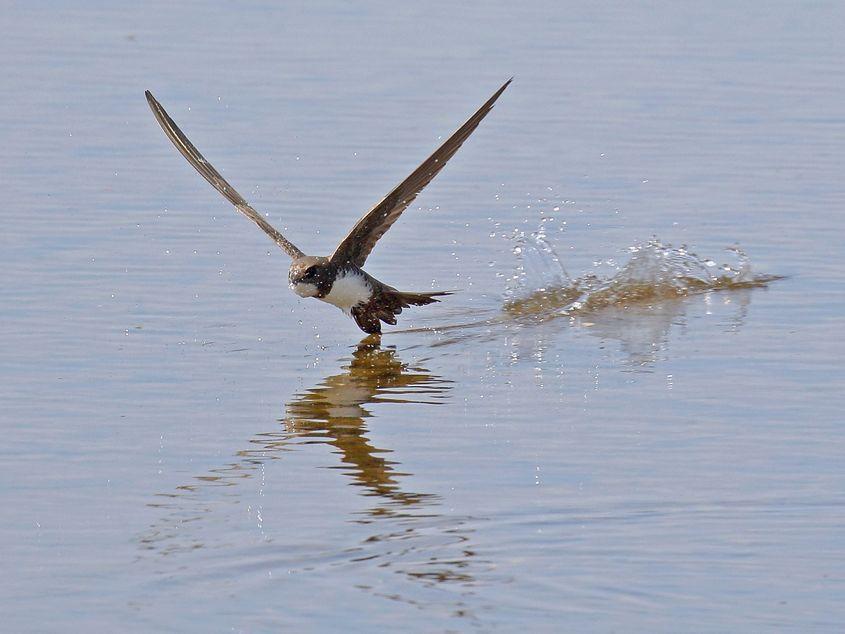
2, 2, 844, 631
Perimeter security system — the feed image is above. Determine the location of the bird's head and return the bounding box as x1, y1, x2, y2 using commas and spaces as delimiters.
289, 256, 333, 298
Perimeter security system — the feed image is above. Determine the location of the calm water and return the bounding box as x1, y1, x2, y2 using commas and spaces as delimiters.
2, 2, 844, 631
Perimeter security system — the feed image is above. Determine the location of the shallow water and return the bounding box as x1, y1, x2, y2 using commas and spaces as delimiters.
2, 2, 845, 632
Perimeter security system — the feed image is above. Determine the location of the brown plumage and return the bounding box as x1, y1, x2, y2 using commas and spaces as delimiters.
145, 79, 510, 335
351, 288, 450, 334
330, 79, 512, 268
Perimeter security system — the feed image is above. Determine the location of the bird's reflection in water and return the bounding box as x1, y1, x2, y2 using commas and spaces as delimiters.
141, 339, 483, 600
280, 342, 482, 592
279, 338, 449, 514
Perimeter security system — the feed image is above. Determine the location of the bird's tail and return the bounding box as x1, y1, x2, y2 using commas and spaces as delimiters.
393, 289, 453, 307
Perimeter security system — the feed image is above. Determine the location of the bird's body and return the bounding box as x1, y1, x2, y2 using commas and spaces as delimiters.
288, 258, 447, 333
321, 269, 375, 313
146, 79, 510, 334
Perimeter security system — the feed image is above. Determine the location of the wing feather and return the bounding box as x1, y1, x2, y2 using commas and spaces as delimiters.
330, 79, 511, 267
145, 91, 304, 259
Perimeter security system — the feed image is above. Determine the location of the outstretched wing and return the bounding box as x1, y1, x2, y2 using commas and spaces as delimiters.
145, 91, 304, 259
330, 79, 511, 267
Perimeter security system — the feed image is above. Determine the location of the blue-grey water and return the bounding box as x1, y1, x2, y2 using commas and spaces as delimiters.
2, 2, 844, 631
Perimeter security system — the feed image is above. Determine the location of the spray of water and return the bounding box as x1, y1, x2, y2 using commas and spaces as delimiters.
504, 233, 778, 320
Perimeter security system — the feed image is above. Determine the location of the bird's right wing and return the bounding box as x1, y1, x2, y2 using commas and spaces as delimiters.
330, 79, 511, 268
145, 91, 304, 259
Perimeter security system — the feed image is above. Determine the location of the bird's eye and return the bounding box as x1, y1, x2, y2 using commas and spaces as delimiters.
304, 266, 316, 278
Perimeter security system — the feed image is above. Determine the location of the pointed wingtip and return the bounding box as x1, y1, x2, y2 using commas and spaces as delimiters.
490, 77, 513, 102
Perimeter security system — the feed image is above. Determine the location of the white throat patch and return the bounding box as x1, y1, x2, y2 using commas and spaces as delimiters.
291, 281, 319, 298
322, 270, 372, 313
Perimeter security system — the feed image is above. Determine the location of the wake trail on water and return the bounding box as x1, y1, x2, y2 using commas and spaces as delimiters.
394, 227, 781, 337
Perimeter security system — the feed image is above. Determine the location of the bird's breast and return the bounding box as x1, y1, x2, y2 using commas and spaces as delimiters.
321, 269, 373, 313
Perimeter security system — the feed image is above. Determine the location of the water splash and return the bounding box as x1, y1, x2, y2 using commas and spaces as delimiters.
504, 235, 779, 320
393, 232, 779, 348
504, 228, 570, 296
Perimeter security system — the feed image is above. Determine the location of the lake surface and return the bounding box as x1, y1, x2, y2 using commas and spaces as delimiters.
2, 2, 844, 631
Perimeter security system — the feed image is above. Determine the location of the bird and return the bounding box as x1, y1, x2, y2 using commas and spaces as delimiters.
145, 79, 510, 334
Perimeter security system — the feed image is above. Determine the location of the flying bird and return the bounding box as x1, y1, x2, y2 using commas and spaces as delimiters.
145, 79, 510, 334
